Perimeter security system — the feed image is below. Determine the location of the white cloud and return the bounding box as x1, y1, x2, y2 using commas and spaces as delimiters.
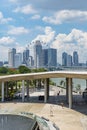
13, 4, 37, 14
33, 26, 55, 43
0, 36, 15, 46
31, 14, 40, 20
8, 26, 29, 35
0, 12, 12, 24
51, 28, 87, 63
43, 10, 87, 24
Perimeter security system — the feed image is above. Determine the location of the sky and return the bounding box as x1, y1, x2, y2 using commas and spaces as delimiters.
0, 0, 87, 64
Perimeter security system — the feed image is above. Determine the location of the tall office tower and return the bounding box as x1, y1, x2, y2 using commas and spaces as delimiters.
67, 54, 72, 67
48, 48, 57, 68
42, 49, 48, 68
23, 48, 29, 66
62, 52, 68, 66
8, 48, 16, 68
27, 56, 34, 68
14, 53, 22, 68
0, 61, 3, 67
34, 40, 43, 68
73, 51, 79, 66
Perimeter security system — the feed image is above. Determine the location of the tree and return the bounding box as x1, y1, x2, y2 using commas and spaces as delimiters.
0, 67, 8, 74
75, 84, 81, 92
18, 65, 31, 73
8, 68, 19, 74
60, 80, 66, 88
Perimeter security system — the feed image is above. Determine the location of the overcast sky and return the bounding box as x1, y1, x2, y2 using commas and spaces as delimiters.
0, 0, 87, 64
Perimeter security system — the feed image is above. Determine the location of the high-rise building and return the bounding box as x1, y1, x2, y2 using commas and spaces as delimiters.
14, 53, 22, 68
42, 49, 48, 68
62, 52, 68, 66
23, 48, 29, 66
48, 48, 57, 68
8, 48, 16, 68
73, 51, 79, 66
28, 56, 34, 68
0, 61, 3, 67
67, 55, 72, 67
34, 40, 43, 68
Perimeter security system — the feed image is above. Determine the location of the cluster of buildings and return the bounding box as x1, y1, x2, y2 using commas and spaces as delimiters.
8, 40, 57, 68
0, 40, 87, 69
62, 51, 79, 67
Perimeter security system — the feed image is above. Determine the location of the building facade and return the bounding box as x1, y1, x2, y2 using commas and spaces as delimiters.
14, 53, 22, 68
23, 48, 29, 66
48, 48, 57, 68
73, 51, 79, 66
62, 52, 68, 66
8, 48, 16, 68
34, 40, 43, 68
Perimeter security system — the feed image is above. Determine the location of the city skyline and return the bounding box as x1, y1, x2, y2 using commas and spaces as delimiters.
0, 0, 87, 63
1, 44, 87, 68
7, 41, 57, 68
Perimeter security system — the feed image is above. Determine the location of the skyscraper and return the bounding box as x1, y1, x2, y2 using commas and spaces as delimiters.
23, 48, 29, 66
14, 53, 22, 68
34, 40, 43, 68
8, 48, 16, 68
42, 49, 48, 68
67, 54, 72, 67
73, 51, 79, 66
48, 48, 57, 68
62, 52, 68, 66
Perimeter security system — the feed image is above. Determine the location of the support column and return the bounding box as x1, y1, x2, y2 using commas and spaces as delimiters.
16, 81, 18, 91
22, 80, 25, 102
2, 81, 4, 102
5, 82, 8, 98
68, 78, 73, 109
47, 78, 49, 100
86, 80, 87, 88
66, 78, 68, 103
26, 80, 29, 101
44, 78, 49, 103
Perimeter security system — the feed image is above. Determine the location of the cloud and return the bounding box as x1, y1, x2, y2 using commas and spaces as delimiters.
0, 12, 12, 24
8, 26, 29, 35
33, 26, 55, 44
13, 4, 37, 14
43, 10, 87, 24
0, 36, 15, 46
51, 28, 87, 63
31, 14, 40, 20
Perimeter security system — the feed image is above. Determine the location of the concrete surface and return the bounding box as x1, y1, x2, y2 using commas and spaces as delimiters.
0, 102, 87, 130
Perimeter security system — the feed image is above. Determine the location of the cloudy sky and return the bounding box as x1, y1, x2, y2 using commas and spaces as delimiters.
0, 0, 87, 64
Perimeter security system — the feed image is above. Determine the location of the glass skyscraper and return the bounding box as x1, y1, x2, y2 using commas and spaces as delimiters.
73, 51, 79, 66
48, 48, 57, 68
34, 40, 43, 68
8, 48, 16, 68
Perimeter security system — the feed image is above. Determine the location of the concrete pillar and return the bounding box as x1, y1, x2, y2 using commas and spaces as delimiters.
26, 80, 29, 101
47, 78, 49, 100
2, 81, 4, 102
44, 78, 49, 103
66, 78, 68, 103
22, 80, 25, 102
16, 81, 18, 91
5, 82, 8, 98
68, 78, 73, 109
86, 80, 87, 88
